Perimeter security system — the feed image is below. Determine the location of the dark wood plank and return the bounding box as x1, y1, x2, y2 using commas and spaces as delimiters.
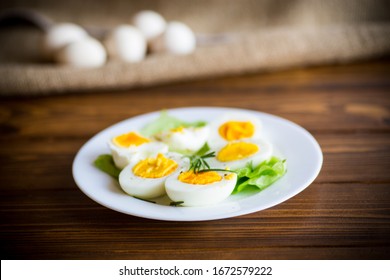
1, 88, 389, 138
2, 183, 389, 259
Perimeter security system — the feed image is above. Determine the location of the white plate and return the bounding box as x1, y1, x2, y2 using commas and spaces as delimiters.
72, 107, 323, 221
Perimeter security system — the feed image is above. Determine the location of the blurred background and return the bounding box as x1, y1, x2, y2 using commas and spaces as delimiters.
0, 0, 389, 95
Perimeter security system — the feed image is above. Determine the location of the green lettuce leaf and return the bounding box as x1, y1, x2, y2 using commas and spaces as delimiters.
140, 110, 206, 137
233, 157, 287, 194
94, 154, 121, 179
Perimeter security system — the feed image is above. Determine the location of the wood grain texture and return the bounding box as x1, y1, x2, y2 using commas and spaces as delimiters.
1, 59, 390, 260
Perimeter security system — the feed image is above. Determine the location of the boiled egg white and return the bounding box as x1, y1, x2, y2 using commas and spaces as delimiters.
208, 111, 262, 151
108, 131, 168, 169
165, 170, 237, 206
156, 125, 209, 154
119, 152, 188, 199
208, 138, 273, 170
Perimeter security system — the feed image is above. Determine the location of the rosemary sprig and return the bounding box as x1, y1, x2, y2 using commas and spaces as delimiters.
133, 196, 156, 204
197, 168, 237, 174
187, 151, 237, 174
186, 143, 238, 174
169, 201, 184, 207
188, 151, 215, 173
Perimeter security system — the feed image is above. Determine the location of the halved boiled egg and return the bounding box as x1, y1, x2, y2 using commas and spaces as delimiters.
165, 170, 237, 206
208, 139, 273, 170
208, 111, 262, 150
108, 131, 168, 169
156, 125, 209, 154
119, 152, 188, 199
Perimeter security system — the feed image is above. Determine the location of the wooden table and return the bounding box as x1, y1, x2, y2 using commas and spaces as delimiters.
1, 59, 389, 260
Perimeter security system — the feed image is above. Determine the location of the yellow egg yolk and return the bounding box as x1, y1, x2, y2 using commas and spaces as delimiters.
178, 170, 222, 185
217, 142, 259, 162
113, 132, 150, 148
224, 173, 235, 180
218, 121, 255, 141
170, 126, 185, 133
132, 153, 178, 178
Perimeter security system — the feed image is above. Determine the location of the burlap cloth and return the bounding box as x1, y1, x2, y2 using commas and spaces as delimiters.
0, 0, 389, 96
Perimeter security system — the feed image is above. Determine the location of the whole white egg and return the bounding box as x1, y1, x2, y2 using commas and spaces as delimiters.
42, 22, 88, 59
208, 138, 273, 170
164, 21, 196, 55
104, 25, 146, 63
133, 10, 167, 41
165, 170, 237, 206
208, 111, 263, 151
55, 37, 107, 68
119, 152, 188, 199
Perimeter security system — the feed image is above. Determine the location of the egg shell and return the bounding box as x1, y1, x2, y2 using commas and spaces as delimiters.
55, 37, 107, 68
133, 10, 167, 41
165, 171, 237, 206
119, 152, 188, 199
42, 23, 88, 59
208, 138, 273, 170
208, 111, 263, 151
164, 21, 196, 55
104, 25, 146, 63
